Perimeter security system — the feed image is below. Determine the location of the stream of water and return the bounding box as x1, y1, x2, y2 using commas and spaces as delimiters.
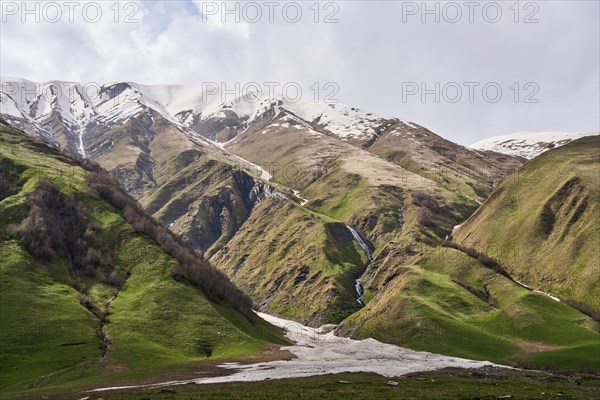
346, 226, 374, 305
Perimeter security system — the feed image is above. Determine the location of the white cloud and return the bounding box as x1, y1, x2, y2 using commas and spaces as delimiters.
0, 0, 598, 144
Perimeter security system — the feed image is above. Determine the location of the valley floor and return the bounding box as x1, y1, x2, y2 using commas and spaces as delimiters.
4, 313, 599, 399
89, 312, 497, 392
13, 369, 600, 400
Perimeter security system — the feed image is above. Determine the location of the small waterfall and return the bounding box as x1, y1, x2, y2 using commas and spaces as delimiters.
400, 207, 406, 230
292, 190, 309, 206
355, 279, 364, 306
346, 225, 374, 306
77, 127, 86, 158
346, 226, 373, 261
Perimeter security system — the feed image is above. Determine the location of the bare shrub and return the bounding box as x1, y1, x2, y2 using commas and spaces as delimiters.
0, 157, 25, 201
12, 179, 109, 277
106, 270, 126, 288
560, 298, 600, 322
12, 180, 64, 260
417, 209, 434, 228
412, 191, 442, 213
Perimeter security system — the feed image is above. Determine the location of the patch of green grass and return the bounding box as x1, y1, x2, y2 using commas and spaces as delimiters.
0, 243, 100, 395
340, 247, 600, 371
524, 341, 600, 371
308, 170, 369, 221
26, 369, 600, 400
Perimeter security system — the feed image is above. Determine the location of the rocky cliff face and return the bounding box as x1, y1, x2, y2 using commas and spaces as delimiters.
161, 169, 287, 257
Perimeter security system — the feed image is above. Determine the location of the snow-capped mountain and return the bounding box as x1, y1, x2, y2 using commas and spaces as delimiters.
0, 77, 405, 155
0, 77, 525, 208
470, 131, 599, 159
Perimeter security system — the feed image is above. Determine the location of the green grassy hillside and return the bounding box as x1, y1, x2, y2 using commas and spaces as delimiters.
0, 122, 285, 398
454, 135, 599, 310
338, 246, 600, 371
338, 135, 600, 372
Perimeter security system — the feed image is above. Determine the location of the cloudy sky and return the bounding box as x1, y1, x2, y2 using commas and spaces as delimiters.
1, 0, 598, 144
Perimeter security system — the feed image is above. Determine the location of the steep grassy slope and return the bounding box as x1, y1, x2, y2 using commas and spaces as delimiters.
338, 247, 600, 371
0, 122, 285, 397
328, 134, 599, 372
211, 199, 369, 325
454, 135, 600, 310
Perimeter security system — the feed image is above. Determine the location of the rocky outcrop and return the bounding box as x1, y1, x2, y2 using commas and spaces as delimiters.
325, 222, 354, 242
166, 168, 287, 257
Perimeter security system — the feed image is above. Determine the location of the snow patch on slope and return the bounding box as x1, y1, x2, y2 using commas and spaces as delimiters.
90, 312, 500, 392
470, 131, 598, 159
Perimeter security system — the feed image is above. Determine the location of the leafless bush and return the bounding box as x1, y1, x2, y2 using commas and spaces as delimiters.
0, 157, 25, 201
412, 191, 442, 213
106, 270, 126, 288
12, 179, 110, 277
417, 209, 434, 227
560, 298, 600, 322
11, 180, 69, 260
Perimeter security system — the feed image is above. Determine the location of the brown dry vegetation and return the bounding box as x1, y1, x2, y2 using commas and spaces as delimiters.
12, 179, 109, 275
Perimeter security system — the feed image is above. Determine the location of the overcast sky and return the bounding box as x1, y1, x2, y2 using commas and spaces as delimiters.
1, 0, 598, 145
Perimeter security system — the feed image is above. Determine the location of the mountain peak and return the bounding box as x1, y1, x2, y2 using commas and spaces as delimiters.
469, 131, 599, 159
